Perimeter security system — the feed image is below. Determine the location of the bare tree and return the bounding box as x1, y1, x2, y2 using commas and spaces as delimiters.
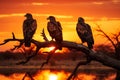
0, 29, 120, 80
96, 25, 120, 80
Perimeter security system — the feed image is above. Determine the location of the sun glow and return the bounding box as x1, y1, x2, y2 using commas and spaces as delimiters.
49, 46, 55, 51
0, 70, 116, 80
34, 70, 69, 80
40, 46, 56, 54
49, 73, 58, 80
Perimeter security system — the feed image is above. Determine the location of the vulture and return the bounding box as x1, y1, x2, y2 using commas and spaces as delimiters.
23, 13, 37, 47
76, 17, 94, 49
47, 16, 63, 50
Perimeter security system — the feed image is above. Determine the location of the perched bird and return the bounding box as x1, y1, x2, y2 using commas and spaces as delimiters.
76, 17, 94, 49
23, 13, 37, 47
47, 16, 63, 50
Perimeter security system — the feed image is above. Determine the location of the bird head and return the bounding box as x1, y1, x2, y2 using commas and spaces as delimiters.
24, 13, 33, 19
78, 17, 85, 23
47, 16, 56, 22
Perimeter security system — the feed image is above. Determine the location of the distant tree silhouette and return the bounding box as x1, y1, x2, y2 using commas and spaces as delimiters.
96, 25, 120, 80
94, 44, 114, 55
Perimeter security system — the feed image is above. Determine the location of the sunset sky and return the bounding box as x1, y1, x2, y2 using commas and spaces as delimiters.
0, 0, 120, 51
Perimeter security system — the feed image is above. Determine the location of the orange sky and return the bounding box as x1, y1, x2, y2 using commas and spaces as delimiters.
0, 0, 120, 51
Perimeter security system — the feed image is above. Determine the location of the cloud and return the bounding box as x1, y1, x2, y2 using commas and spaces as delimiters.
83, 17, 95, 20
0, 32, 11, 35
32, 2, 49, 6
34, 14, 73, 18
0, 14, 24, 18
29, 0, 120, 7
1, 13, 120, 21
112, 0, 120, 3
92, 2, 104, 5
0, 13, 73, 19
92, 0, 120, 5
31, 2, 104, 6
0, 0, 119, 4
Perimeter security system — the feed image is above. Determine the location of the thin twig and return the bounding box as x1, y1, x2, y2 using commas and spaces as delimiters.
16, 47, 40, 65
95, 25, 116, 48
41, 28, 49, 42
67, 56, 92, 80
40, 48, 57, 69
22, 72, 34, 80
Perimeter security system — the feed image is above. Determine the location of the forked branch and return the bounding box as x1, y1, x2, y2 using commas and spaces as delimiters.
95, 25, 116, 48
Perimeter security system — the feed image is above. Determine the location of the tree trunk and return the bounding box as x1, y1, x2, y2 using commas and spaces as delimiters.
116, 71, 120, 80
115, 43, 120, 80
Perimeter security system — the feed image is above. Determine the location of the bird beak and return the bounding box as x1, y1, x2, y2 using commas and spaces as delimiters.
24, 14, 27, 17
47, 17, 50, 20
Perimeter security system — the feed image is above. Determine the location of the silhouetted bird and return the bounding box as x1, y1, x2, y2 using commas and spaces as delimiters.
76, 17, 94, 49
47, 16, 63, 50
23, 13, 37, 47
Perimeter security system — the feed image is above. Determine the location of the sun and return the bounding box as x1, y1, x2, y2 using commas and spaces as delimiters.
49, 73, 58, 80
49, 46, 55, 51
39, 46, 56, 53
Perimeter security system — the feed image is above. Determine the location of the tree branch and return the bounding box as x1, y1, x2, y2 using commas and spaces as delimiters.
0, 32, 24, 50
1, 31, 120, 80
95, 25, 116, 48
41, 29, 49, 42
1, 35, 120, 70
22, 72, 34, 80
112, 32, 120, 43
14, 39, 120, 70
67, 57, 91, 80
40, 48, 57, 70
16, 45, 41, 65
